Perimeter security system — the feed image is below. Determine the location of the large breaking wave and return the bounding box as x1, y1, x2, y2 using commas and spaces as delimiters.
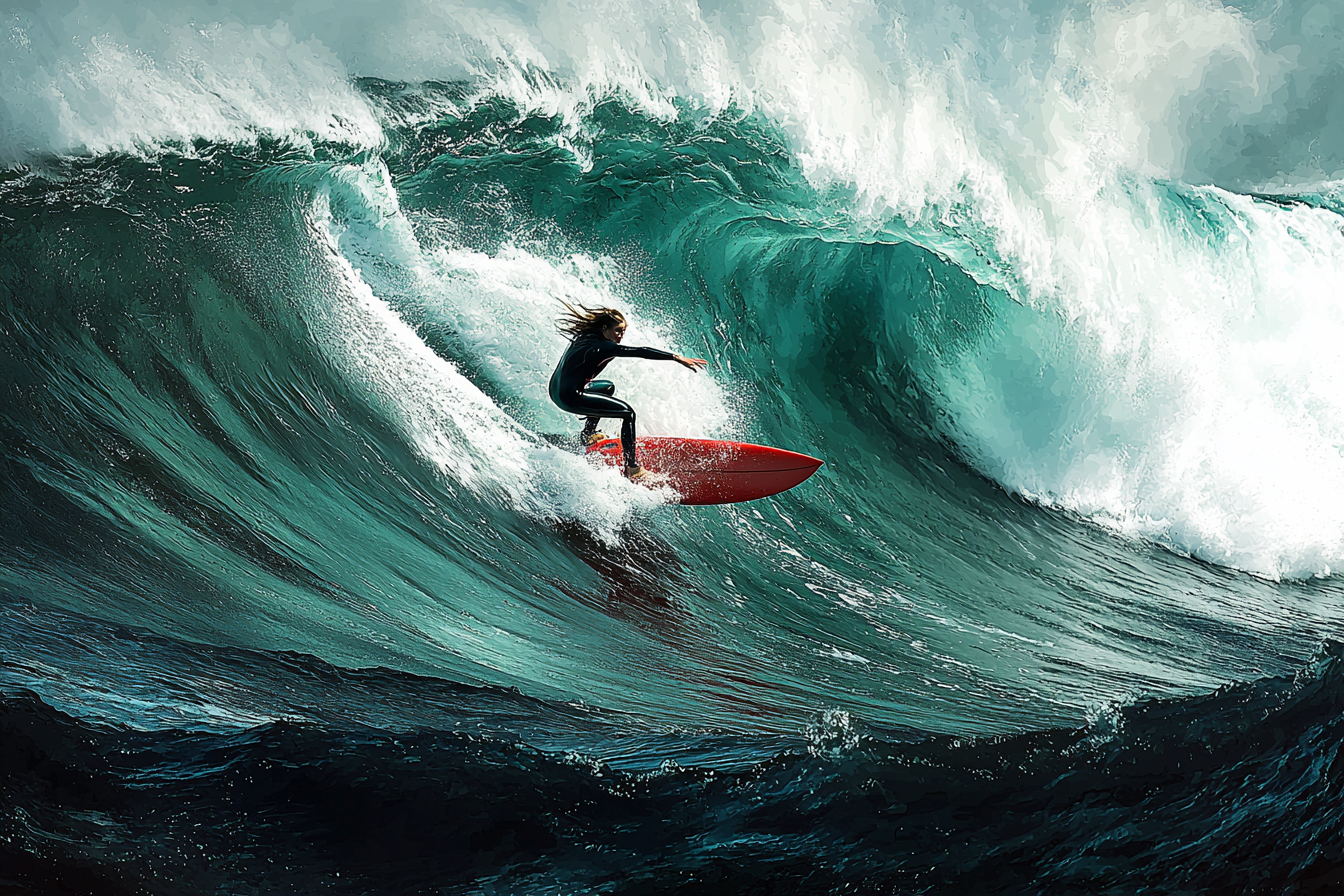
4, 0, 1344, 892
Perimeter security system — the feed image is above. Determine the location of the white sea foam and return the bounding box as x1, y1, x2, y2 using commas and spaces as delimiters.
0, 0, 734, 160
1, 5, 385, 158
932, 184, 1344, 579
5, 0, 1338, 182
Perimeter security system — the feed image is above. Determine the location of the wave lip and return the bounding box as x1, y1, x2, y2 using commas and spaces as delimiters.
1, 5, 384, 161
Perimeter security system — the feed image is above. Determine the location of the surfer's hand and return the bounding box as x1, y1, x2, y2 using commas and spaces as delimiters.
675, 355, 708, 371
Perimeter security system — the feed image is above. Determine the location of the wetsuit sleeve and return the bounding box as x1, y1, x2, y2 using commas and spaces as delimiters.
552, 337, 681, 400
608, 344, 678, 361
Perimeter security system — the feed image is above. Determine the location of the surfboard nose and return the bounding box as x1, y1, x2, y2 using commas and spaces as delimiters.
778, 448, 824, 472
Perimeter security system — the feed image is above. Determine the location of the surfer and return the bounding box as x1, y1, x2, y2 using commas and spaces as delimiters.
550, 304, 706, 480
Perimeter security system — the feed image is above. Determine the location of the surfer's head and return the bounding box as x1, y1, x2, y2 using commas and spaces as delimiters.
557, 303, 627, 341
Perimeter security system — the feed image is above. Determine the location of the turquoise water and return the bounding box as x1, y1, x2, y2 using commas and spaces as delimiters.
4, 2, 1344, 891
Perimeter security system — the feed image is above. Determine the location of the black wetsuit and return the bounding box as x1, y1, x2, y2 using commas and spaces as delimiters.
549, 334, 676, 469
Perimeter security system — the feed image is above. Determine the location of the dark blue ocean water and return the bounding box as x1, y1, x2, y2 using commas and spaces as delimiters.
4, 3, 1344, 892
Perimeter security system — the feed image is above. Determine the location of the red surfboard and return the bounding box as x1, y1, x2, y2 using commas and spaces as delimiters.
586, 436, 823, 505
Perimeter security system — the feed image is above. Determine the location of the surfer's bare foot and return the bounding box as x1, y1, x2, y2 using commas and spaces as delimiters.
584, 432, 609, 446
626, 466, 667, 484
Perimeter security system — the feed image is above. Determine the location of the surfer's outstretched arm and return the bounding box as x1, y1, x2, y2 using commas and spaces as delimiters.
605, 343, 705, 370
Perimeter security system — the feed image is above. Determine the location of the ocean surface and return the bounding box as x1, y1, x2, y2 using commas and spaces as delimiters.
3, 0, 1344, 892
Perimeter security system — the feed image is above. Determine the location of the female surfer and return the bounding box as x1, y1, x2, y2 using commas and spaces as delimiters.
550, 304, 707, 480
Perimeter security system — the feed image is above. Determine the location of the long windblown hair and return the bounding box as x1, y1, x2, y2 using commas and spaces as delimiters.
556, 301, 626, 340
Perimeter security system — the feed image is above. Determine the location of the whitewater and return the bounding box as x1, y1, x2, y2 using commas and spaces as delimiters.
3, 0, 1344, 892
